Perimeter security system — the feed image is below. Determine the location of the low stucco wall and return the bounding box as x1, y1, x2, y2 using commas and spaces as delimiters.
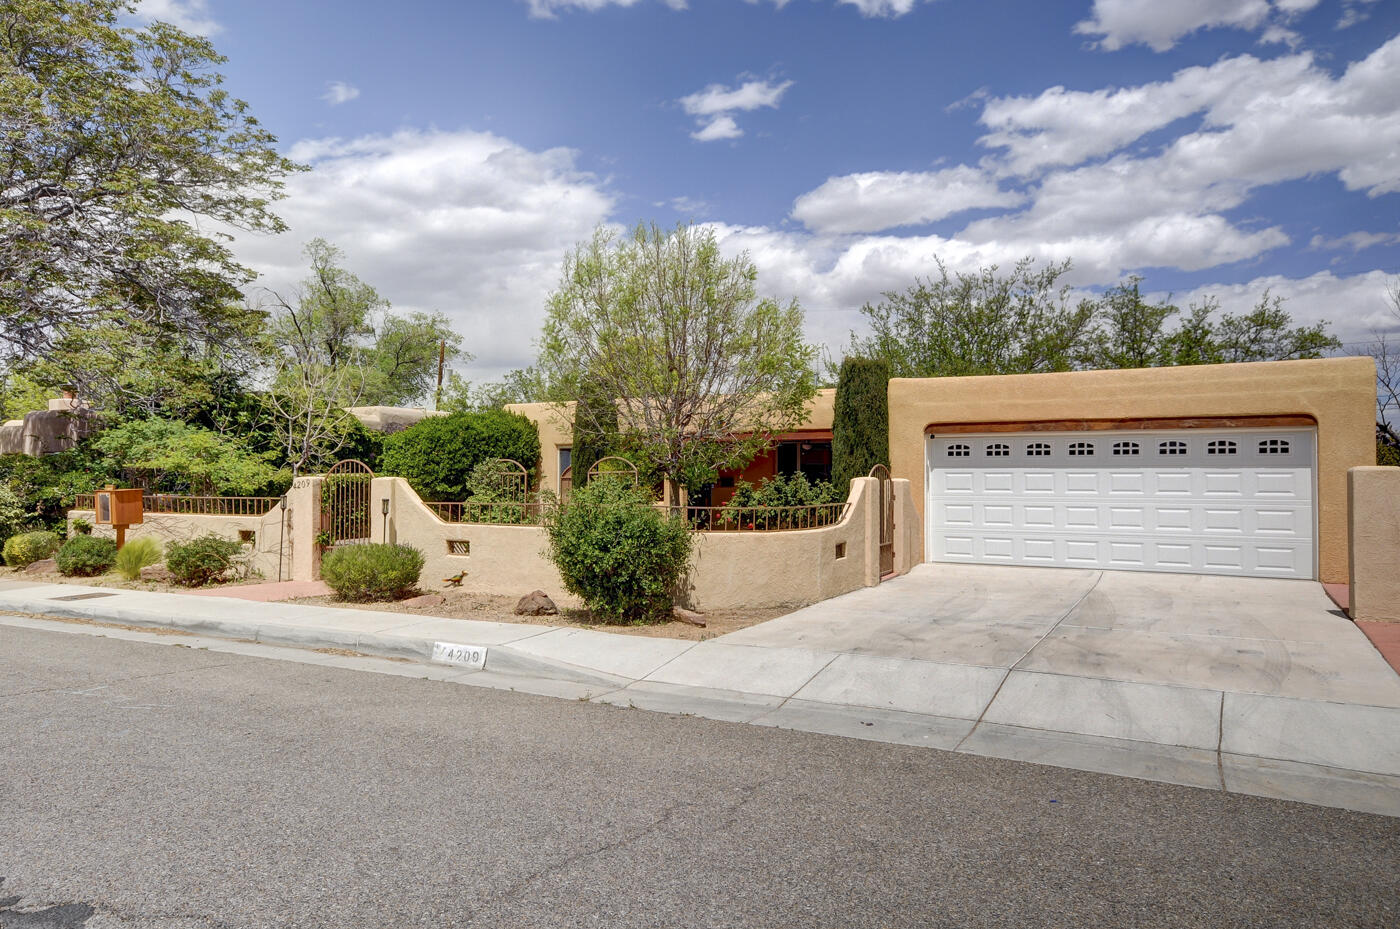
68, 506, 291, 581
370, 474, 903, 612
889, 357, 1377, 584
1349, 467, 1400, 623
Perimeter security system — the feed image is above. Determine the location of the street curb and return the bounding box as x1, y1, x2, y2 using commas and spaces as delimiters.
0, 587, 630, 687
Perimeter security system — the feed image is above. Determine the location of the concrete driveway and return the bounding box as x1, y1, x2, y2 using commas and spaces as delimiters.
720, 564, 1400, 814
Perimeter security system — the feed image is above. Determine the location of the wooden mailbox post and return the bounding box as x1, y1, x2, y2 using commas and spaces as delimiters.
94, 486, 144, 549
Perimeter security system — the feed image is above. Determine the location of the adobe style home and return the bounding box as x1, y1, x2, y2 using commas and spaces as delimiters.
511, 355, 1379, 587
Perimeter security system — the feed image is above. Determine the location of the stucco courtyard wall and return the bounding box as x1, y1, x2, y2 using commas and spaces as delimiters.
370, 474, 903, 611
68, 506, 290, 581
888, 357, 1377, 585
1349, 467, 1400, 623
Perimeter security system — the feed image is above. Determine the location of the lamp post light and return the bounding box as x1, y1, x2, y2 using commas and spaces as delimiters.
381, 497, 390, 543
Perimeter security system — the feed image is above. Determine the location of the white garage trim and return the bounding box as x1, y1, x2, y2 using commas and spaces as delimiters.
925, 427, 1317, 579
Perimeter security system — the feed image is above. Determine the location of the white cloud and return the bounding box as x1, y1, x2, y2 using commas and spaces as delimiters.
1074, 0, 1322, 52
1166, 269, 1397, 341
1309, 231, 1400, 251
131, 0, 221, 35
835, 0, 924, 16
228, 128, 615, 383
792, 166, 1024, 234
1337, 0, 1381, 30
524, 0, 686, 18
679, 77, 792, 143
322, 82, 361, 106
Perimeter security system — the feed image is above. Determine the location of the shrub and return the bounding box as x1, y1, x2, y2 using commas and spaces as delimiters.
0, 481, 26, 539
4, 530, 61, 567
1379, 435, 1400, 467
114, 536, 162, 581
720, 472, 846, 530
321, 543, 425, 602
70, 517, 93, 536
831, 356, 890, 489
380, 410, 541, 500
165, 535, 245, 587
55, 535, 117, 576
546, 478, 692, 624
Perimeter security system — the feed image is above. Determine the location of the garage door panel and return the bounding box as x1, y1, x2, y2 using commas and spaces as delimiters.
929, 428, 1315, 579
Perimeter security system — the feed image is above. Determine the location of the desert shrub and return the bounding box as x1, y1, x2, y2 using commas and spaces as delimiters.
70, 517, 93, 536
55, 535, 117, 576
3, 530, 61, 567
1379, 435, 1400, 467
831, 356, 890, 490
321, 543, 424, 602
546, 477, 692, 624
380, 410, 540, 500
114, 536, 162, 580
165, 535, 245, 587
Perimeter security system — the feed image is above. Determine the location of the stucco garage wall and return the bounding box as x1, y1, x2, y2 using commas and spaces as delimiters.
1349, 467, 1400, 622
888, 357, 1377, 584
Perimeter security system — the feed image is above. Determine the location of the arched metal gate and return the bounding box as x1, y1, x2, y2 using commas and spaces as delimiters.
324, 459, 374, 545
870, 464, 895, 577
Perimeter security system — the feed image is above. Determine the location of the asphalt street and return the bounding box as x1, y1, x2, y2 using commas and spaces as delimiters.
1, 624, 1396, 929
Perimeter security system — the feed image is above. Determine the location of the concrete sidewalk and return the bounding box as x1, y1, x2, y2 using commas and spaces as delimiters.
1, 573, 1397, 818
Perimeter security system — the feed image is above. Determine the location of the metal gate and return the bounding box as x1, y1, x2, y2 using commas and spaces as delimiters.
324, 459, 373, 545
870, 464, 895, 577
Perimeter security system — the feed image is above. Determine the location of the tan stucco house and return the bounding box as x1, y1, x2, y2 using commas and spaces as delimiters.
512, 356, 1376, 586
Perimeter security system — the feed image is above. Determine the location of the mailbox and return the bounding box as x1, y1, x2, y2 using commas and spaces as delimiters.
94, 487, 144, 527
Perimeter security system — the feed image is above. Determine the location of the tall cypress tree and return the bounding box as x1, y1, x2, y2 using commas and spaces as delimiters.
571, 384, 617, 488
831, 357, 890, 489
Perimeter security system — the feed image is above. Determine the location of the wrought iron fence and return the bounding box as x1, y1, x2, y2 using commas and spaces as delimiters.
72, 493, 281, 517
684, 502, 850, 532
427, 500, 549, 526
424, 499, 849, 532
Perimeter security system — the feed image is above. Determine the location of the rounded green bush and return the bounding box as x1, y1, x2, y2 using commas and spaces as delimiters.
320, 543, 425, 602
379, 410, 541, 500
4, 530, 61, 567
115, 536, 163, 581
545, 478, 692, 624
55, 535, 117, 577
165, 535, 244, 587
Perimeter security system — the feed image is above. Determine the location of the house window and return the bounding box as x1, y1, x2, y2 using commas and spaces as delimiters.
1207, 439, 1237, 455
1259, 439, 1290, 454
985, 443, 1010, 457
1026, 442, 1052, 457
1112, 441, 1140, 456
1159, 440, 1187, 456
947, 443, 971, 458
1068, 442, 1094, 456
558, 447, 572, 475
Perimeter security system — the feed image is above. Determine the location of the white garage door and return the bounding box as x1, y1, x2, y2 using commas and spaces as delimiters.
927, 428, 1316, 578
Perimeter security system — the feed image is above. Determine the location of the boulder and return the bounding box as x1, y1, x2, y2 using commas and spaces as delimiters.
24, 558, 56, 574
514, 589, 558, 616
140, 564, 173, 583
400, 594, 446, 608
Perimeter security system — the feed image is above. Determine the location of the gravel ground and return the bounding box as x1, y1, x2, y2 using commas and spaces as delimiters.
1, 623, 1397, 929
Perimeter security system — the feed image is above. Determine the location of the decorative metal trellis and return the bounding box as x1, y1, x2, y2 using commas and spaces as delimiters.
587, 456, 639, 485
324, 459, 374, 545
870, 464, 895, 576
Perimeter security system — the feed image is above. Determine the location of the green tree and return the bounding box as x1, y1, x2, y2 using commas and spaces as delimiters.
831, 357, 890, 489
847, 258, 1096, 378
1086, 277, 1179, 369
570, 382, 618, 489
379, 410, 541, 500
539, 222, 817, 508
93, 418, 288, 495
1210, 292, 1341, 363
0, 0, 300, 366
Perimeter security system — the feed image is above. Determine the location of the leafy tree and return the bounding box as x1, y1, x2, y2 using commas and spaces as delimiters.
0, 0, 300, 366
93, 418, 288, 495
0, 447, 111, 531
1210, 292, 1341, 363
539, 222, 817, 508
440, 367, 561, 412
831, 357, 890, 489
1086, 277, 1179, 369
847, 258, 1095, 378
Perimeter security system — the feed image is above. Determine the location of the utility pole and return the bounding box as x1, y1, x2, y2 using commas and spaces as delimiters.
435, 339, 446, 410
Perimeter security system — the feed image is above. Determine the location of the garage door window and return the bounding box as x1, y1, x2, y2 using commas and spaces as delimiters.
1112, 441, 1140, 456
1027, 442, 1051, 456
947, 443, 970, 458
1159, 440, 1187, 455
1068, 442, 1095, 456
1260, 439, 1290, 454
1208, 439, 1238, 455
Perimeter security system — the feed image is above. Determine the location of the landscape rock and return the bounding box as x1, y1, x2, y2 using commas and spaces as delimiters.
24, 558, 56, 574
401, 594, 446, 608
673, 607, 706, 628
514, 589, 557, 616
140, 564, 173, 583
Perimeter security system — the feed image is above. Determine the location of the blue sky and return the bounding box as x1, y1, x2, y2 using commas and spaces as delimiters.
135, 0, 1400, 383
